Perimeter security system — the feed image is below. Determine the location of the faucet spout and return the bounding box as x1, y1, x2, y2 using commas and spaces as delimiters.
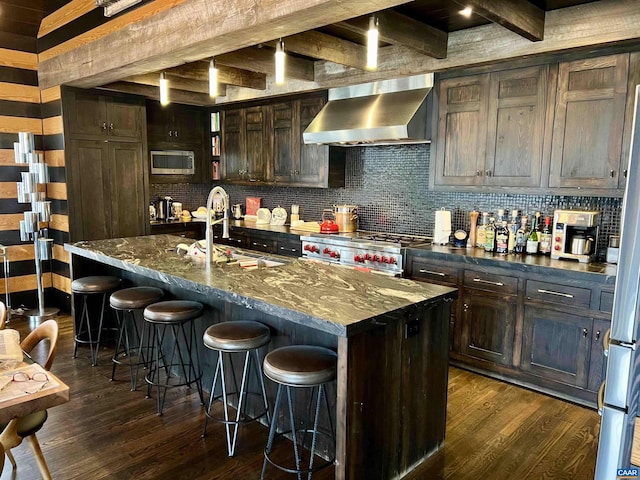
205, 186, 230, 264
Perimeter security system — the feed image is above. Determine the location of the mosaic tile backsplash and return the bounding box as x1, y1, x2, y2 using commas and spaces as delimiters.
152, 144, 622, 261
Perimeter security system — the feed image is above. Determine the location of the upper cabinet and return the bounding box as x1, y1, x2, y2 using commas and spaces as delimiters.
65, 88, 144, 141
549, 54, 629, 190
219, 93, 345, 188
433, 65, 549, 189
431, 51, 639, 196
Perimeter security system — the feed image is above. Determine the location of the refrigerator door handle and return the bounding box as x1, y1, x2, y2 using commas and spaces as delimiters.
595, 406, 629, 480
599, 381, 606, 416
605, 344, 633, 409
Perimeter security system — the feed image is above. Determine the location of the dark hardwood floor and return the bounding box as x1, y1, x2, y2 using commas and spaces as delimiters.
1, 314, 600, 479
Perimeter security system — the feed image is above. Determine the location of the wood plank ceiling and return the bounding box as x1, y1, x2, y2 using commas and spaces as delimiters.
27, 0, 603, 105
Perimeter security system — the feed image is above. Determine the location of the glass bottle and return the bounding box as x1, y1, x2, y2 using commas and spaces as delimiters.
495, 220, 509, 255
515, 216, 529, 254
496, 208, 505, 224
526, 213, 540, 255
484, 217, 496, 253
507, 210, 519, 254
539, 216, 553, 255
476, 212, 488, 248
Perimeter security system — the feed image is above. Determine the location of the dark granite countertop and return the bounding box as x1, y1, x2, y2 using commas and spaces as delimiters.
65, 235, 457, 337
408, 244, 617, 285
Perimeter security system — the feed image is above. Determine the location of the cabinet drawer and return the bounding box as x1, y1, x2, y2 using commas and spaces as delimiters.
525, 280, 591, 308
277, 239, 302, 257
248, 237, 277, 254
410, 259, 458, 286
463, 270, 518, 295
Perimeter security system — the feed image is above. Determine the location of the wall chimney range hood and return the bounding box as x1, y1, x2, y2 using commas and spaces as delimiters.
303, 74, 433, 146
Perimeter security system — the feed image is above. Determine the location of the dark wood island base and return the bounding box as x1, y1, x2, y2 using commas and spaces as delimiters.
65, 235, 457, 480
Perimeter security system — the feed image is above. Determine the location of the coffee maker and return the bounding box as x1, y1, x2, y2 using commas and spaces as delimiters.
550, 210, 600, 263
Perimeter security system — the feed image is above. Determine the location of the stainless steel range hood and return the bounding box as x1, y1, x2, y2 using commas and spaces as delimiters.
303, 74, 433, 146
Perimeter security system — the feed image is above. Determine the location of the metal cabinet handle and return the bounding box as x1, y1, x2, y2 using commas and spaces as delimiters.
595, 330, 601, 341
174, 130, 178, 137
597, 382, 605, 416
537, 288, 574, 298
102, 122, 107, 131
252, 242, 268, 248
624, 169, 628, 178
419, 269, 445, 276
610, 169, 616, 178
485, 170, 492, 177
109, 123, 114, 131
280, 246, 298, 252
463, 303, 469, 312
476, 171, 482, 176
473, 278, 503, 286
583, 328, 588, 338
168, 130, 173, 137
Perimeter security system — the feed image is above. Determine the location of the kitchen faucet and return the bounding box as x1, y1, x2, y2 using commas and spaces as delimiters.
205, 186, 230, 264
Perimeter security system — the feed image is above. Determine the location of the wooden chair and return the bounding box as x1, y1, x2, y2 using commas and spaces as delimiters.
0, 319, 59, 479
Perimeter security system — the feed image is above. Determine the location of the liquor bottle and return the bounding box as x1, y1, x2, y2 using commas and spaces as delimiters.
507, 210, 519, 254
484, 217, 496, 253
476, 212, 489, 248
495, 220, 509, 255
496, 208, 505, 224
526, 213, 540, 255
539, 216, 552, 255
515, 216, 529, 254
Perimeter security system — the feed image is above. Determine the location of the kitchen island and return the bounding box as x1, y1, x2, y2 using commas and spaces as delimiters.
65, 235, 457, 480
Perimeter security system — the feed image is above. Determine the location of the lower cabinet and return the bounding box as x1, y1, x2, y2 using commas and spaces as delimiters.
150, 222, 204, 239
460, 291, 515, 366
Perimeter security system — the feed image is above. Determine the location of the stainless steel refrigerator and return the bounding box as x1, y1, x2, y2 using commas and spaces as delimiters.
595, 84, 640, 479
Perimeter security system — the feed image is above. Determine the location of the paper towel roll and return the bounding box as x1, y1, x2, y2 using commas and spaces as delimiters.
434, 209, 452, 245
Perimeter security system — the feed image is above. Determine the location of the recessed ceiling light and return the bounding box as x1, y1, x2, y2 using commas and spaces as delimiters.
460, 7, 473, 17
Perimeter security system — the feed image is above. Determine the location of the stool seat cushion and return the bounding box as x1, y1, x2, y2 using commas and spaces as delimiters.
110, 287, 164, 310
144, 300, 203, 324
203, 321, 270, 352
72, 276, 121, 294
264, 345, 337, 387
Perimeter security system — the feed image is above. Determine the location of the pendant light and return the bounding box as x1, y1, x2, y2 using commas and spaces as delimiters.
275, 39, 285, 85
367, 15, 379, 70
209, 58, 219, 97
159, 72, 169, 105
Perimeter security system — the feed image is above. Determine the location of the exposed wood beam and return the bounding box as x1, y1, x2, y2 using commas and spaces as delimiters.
166, 62, 266, 90
98, 82, 217, 106
454, 0, 545, 41
315, 0, 640, 88
338, 10, 448, 59
38, 0, 411, 89
267, 31, 368, 70
123, 73, 227, 96
216, 47, 314, 81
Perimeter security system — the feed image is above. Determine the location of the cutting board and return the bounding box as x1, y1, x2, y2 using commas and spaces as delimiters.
289, 220, 321, 232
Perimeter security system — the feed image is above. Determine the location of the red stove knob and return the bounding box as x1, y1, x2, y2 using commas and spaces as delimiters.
323, 247, 330, 254
364, 253, 372, 261
311, 245, 319, 253
389, 257, 397, 265
372, 254, 380, 262
554, 245, 561, 251
330, 251, 337, 258
304, 245, 311, 251
381, 256, 389, 263
555, 236, 562, 242
354, 255, 362, 262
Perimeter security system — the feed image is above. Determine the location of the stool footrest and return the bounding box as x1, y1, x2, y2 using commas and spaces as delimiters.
263, 428, 335, 475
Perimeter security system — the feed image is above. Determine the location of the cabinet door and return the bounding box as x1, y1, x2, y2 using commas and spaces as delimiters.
245, 106, 267, 182
521, 306, 592, 387
549, 54, 629, 189
172, 106, 203, 144
65, 90, 108, 138
146, 101, 172, 143
588, 319, 610, 392
66, 140, 112, 241
106, 96, 144, 140
460, 292, 515, 365
221, 109, 246, 182
272, 101, 296, 183
485, 65, 548, 187
297, 96, 329, 186
434, 74, 490, 186
108, 142, 146, 238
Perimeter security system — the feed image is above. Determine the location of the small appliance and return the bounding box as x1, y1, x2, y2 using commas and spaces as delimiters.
550, 209, 600, 263
150, 150, 195, 175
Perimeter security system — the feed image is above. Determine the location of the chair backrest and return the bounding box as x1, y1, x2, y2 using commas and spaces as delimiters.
0, 301, 6, 329
20, 319, 59, 371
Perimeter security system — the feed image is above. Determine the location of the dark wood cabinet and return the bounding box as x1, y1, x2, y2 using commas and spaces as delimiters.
147, 102, 204, 145
220, 109, 246, 182
67, 139, 146, 241
245, 106, 269, 182
460, 291, 515, 366
549, 54, 629, 190
150, 222, 204, 239
272, 101, 296, 183
65, 88, 144, 141
520, 306, 593, 388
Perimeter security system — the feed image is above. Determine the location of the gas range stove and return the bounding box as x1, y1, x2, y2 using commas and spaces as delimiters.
300, 231, 431, 276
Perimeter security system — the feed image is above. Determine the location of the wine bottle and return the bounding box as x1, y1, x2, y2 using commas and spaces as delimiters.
539, 216, 552, 255
507, 210, 519, 254
526, 213, 540, 255
496, 220, 509, 255
484, 217, 496, 253
515, 216, 529, 254
476, 212, 488, 248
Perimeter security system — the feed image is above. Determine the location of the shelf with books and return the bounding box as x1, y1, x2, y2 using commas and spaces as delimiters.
211, 111, 221, 180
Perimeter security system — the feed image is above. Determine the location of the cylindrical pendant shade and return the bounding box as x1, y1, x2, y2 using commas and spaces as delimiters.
23, 211, 38, 233
18, 132, 35, 153
37, 238, 53, 261
21, 172, 37, 193
16, 183, 30, 203
29, 162, 49, 183
14, 142, 27, 164
19, 221, 30, 241
35, 201, 51, 222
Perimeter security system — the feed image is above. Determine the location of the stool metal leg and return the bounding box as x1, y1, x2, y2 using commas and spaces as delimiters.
262, 383, 284, 480
254, 350, 271, 425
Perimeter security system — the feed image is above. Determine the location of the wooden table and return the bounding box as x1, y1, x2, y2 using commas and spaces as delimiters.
0, 363, 69, 472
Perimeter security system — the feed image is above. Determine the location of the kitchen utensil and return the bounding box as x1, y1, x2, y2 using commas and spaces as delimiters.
570, 234, 593, 255
469, 211, 479, 248
270, 207, 287, 226
232, 204, 243, 219
320, 209, 339, 233
333, 204, 358, 232
256, 208, 271, 225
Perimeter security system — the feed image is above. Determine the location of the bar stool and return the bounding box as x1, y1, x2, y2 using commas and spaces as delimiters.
72, 275, 122, 366
261, 345, 337, 480
144, 300, 205, 416
202, 321, 271, 456
110, 286, 164, 390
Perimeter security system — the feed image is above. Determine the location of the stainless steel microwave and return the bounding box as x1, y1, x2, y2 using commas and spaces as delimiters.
150, 150, 195, 175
